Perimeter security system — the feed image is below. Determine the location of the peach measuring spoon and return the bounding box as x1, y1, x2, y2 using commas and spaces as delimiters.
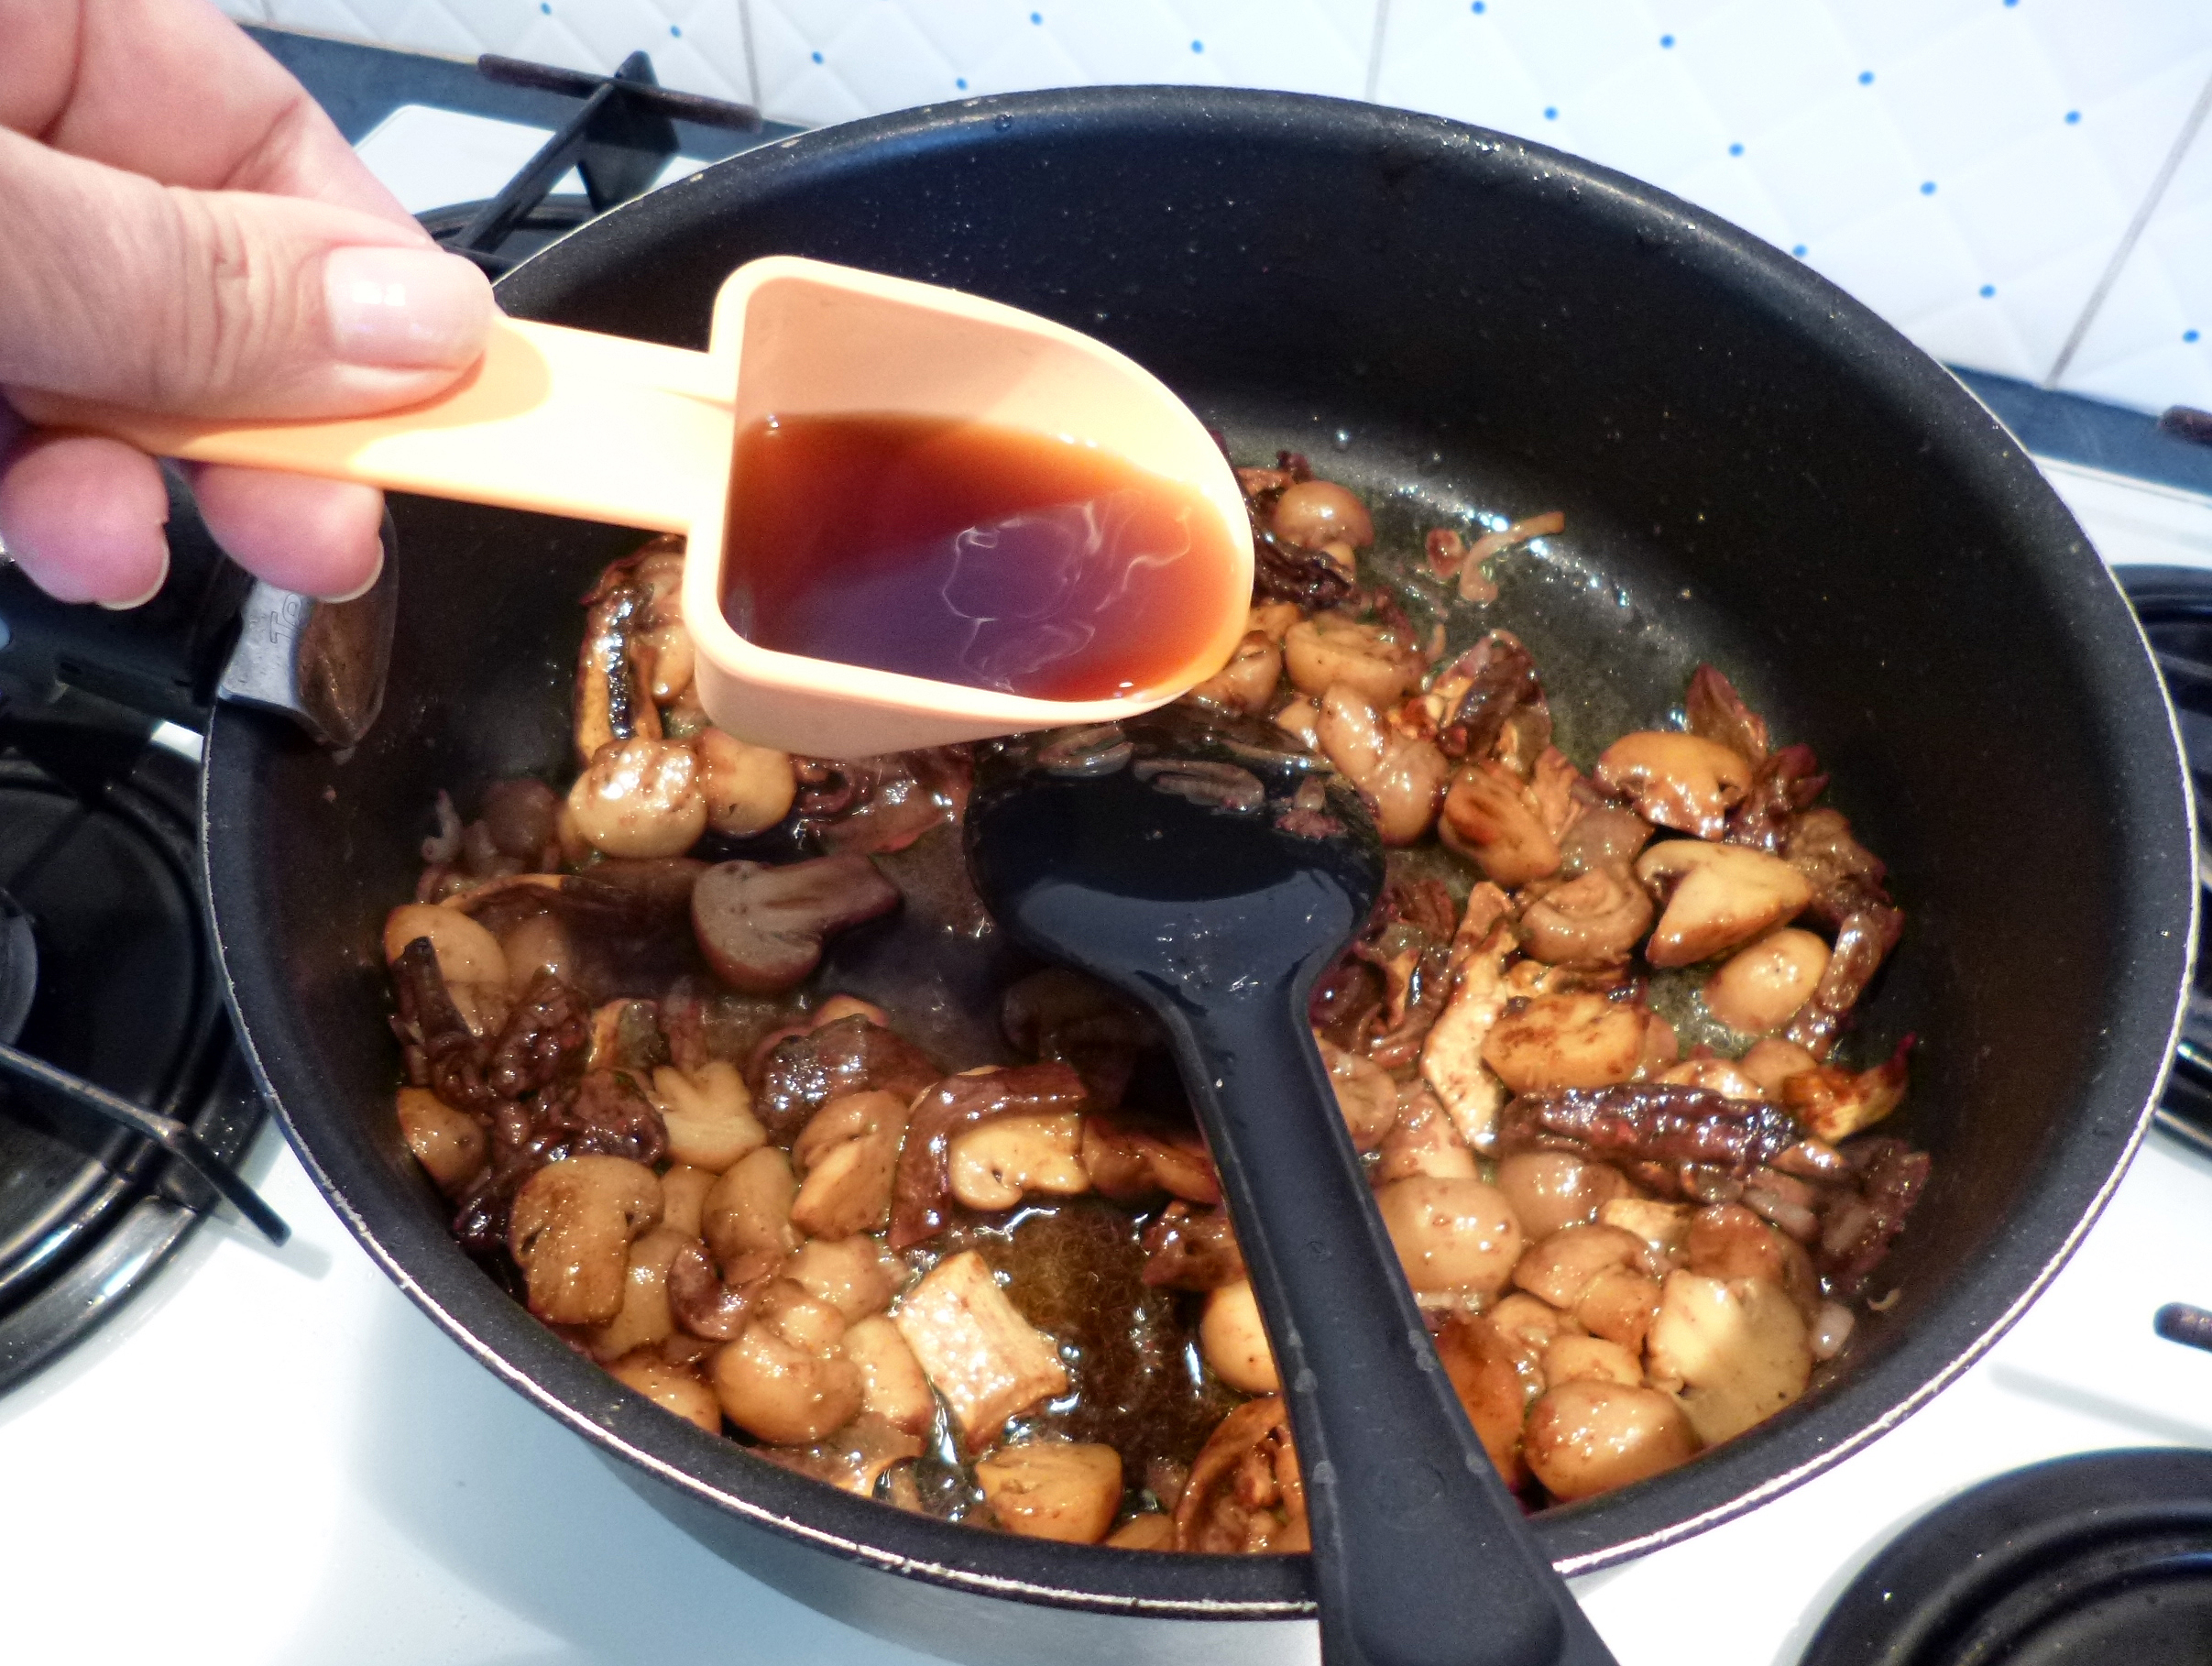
70, 257, 1254, 758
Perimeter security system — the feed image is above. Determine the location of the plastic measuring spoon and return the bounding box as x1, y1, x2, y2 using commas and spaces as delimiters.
70, 257, 1254, 758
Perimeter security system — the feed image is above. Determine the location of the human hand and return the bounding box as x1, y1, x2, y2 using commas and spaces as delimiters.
0, 0, 494, 608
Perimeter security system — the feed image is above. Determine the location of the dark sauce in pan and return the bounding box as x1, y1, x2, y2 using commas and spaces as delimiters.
722, 413, 1235, 700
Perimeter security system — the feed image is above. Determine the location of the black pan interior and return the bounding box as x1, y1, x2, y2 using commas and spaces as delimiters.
203, 88, 2192, 1612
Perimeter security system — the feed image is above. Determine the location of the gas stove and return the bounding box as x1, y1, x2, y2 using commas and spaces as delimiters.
5, 32, 2212, 1666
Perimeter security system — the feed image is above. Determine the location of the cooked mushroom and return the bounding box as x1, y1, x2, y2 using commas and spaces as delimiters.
694, 728, 798, 838
1079, 1112, 1221, 1205
701, 1145, 801, 1266
1524, 1380, 1698, 1501
566, 738, 707, 860
606, 1349, 722, 1433
1685, 1204, 1820, 1320
1557, 805, 1655, 876
1188, 629, 1286, 716
1539, 1333, 1643, 1390
783, 1234, 901, 1321
1439, 759, 1561, 886
977, 1441, 1124, 1544
1174, 1396, 1308, 1553
947, 1112, 1092, 1210
1199, 1279, 1280, 1394
1271, 479, 1374, 550
1481, 992, 1648, 1094
1593, 730, 1754, 839
1635, 840, 1813, 968
1495, 1150, 1631, 1240
665, 1239, 767, 1341
383, 904, 508, 987
1513, 1223, 1662, 1351
691, 855, 900, 994
1518, 865, 1654, 967
395, 1086, 487, 1196
1374, 1082, 1481, 1182
1433, 1312, 1540, 1487
1779, 1042, 1910, 1143
508, 1156, 663, 1326
586, 1225, 693, 1362
660, 1163, 714, 1238
1318, 1036, 1401, 1153
789, 1089, 911, 1239
1315, 686, 1451, 845
1417, 891, 1517, 1148
842, 1313, 936, 1435
1703, 928, 1832, 1035
892, 1249, 1070, 1450
1107, 1514, 1177, 1551
709, 1278, 864, 1445
1645, 1271, 1813, 1445
1282, 614, 1424, 705
1597, 1197, 1693, 1269
647, 1060, 767, 1172
1736, 1037, 1820, 1096
1375, 1175, 1525, 1299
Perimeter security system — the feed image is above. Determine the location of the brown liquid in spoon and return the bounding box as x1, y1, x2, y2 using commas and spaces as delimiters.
722, 413, 1236, 701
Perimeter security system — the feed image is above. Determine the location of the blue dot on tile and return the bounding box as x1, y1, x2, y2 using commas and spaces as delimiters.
1728, 142, 1744, 156
538, 2, 549, 12
1979, 284, 1996, 298
1543, 106, 1558, 120
957, 77, 969, 89
2065, 109, 2081, 124
1031, 10, 1042, 22
1921, 180, 1937, 194
1191, 38, 1203, 52
2004, 0, 2018, 7
669, 23, 680, 36
2189, 329, 2203, 344
1791, 244, 1808, 257
1659, 33, 1675, 48
1472, 1, 1485, 10
811, 49, 823, 62
1858, 70, 1874, 84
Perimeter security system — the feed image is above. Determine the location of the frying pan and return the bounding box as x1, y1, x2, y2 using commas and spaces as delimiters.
42, 88, 2198, 1663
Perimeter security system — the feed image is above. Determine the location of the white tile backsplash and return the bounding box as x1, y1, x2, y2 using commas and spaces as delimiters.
214, 0, 2212, 418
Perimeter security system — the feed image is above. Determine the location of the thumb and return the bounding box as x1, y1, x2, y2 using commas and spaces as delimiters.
0, 125, 493, 424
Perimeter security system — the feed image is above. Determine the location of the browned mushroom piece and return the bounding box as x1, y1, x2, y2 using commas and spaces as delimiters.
1634, 839, 1813, 968
1481, 991, 1649, 1094
888, 1062, 1090, 1249
1780, 1037, 1911, 1144
748, 1013, 942, 1142
1079, 1110, 1221, 1206
1439, 758, 1561, 886
1524, 1380, 1699, 1501
1270, 478, 1375, 550
1174, 1396, 1309, 1553
1139, 1202, 1247, 1290
691, 855, 901, 994
479, 778, 564, 864
507, 1156, 663, 1326
1518, 865, 1654, 968
665, 1239, 772, 1341
1593, 731, 1755, 839
1683, 663, 1770, 766
1187, 629, 1287, 717
1557, 804, 1655, 876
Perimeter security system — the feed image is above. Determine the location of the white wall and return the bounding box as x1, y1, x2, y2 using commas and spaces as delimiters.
216, 0, 2212, 416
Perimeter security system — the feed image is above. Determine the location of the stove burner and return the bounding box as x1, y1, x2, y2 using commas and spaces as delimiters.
2116, 565, 2212, 1156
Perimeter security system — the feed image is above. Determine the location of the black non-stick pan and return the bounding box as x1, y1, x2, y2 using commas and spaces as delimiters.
38, 88, 2194, 1664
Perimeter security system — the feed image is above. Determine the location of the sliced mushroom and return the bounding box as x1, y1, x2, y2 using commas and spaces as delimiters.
566, 738, 707, 859
1418, 898, 1517, 1149
709, 1278, 863, 1445
586, 1225, 693, 1362
1374, 1175, 1525, 1299
843, 1313, 936, 1435
790, 1089, 911, 1239
783, 1235, 901, 1322
1634, 840, 1813, 968
508, 1156, 663, 1326
1539, 1333, 1644, 1390
384, 904, 508, 987
396, 1086, 487, 1196
948, 1112, 1092, 1210
1439, 759, 1561, 886
1315, 685, 1450, 845
1188, 629, 1286, 716
1557, 804, 1655, 876
892, 1249, 1069, 1451
1318, 1036, 1401, 1153
1374, 1082, 1481, 1182
1597, 1197, 1693, 1269
1199, 1279, 1280, 1394
1433, 1312, 1541, 1487
1703, 928, 1832, 1035
1518, 865, 1654, 967
1078, 1112, 1221, 1205
665, 1239, 768, 1341
701, 1145, 800, 1266
1593, 730, 1754, 839
647, 1060, 767, 1172
977, 1441, 1125, 1544
1524, 1381, 1698, 1501
1779, 1043, 1910, 1143
695, 728, 798, 838
1686, 1204, 1821, 1320
1514, 1223, 1663, 1353
691, 855, 900, 994
1282, 614, 1423, 705
606, 1349, 722, 1433
660, 1163, 715, 1238
1481, 992, 1648, 1094
1644, 1271, 1813, 1445
1175, 1396, 1309, 1553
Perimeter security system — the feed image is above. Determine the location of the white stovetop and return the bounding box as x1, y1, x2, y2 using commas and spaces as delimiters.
11, 110, 2212, 1666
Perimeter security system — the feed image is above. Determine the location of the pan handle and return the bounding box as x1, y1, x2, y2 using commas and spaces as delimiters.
0, 465, 396, 748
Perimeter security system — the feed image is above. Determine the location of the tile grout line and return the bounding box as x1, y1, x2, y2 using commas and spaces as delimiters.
735, 0, 762, 116
1363, 0, 1392, 103
2045, 60, 2212, 391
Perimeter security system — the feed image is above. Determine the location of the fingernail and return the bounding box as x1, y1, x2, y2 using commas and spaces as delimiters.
324, 246, 493, 368
319, 541, 387, 605
98, 543, 171, 611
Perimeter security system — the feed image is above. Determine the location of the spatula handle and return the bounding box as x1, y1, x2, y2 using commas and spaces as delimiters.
1166, 986, 1619, 1666
50, 316, 731, 535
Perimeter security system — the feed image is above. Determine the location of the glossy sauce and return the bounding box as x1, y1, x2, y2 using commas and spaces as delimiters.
723, 413, 1235, 701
